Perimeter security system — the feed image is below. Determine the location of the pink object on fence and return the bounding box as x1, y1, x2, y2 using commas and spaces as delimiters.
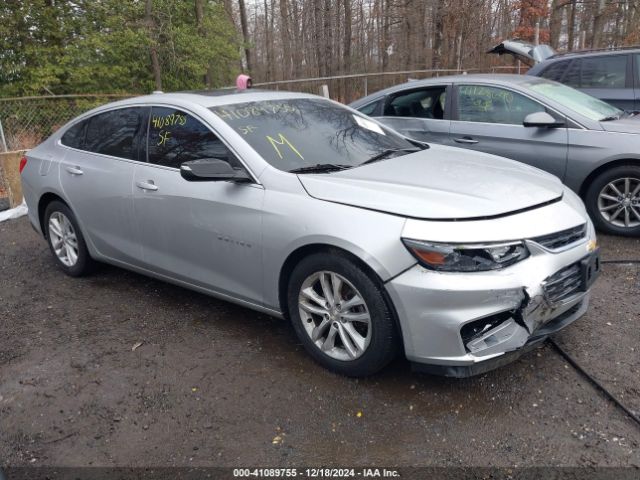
236, 74, 252, 90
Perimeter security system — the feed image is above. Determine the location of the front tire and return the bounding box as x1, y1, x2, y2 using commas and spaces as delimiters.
585, 165, 640, 236
287, 252, 399, 377
44, 201, 94, 276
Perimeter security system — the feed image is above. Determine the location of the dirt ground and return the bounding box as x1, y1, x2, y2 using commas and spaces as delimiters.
1, 216, 639, 469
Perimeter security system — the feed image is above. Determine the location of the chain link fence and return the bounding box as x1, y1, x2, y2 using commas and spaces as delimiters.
0, 94, 134, 153
252, 66, 521, 103
0, 94, 133, 203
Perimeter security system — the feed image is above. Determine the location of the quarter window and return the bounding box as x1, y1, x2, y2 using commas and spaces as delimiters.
84, 108, 145, 160
148, 107, 240, 170
384, 87, 447, 119
357, 101, 380, 116
61, 120, 88, 149
457, 85, 545, 125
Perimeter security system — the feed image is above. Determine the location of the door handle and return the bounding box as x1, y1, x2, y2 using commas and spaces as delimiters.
65, 165, 84, 175
136, 180, 158, 191
454, 137, 479, 144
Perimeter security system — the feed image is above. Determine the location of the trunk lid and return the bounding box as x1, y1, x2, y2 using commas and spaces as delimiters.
487, 40, 556, 65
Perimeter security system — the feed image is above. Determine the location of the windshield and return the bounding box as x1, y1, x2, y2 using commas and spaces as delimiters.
210, 98, 415, 172
525, 79, 623, 122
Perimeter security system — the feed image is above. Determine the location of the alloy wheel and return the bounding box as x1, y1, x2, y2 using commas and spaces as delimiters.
48, 211, 79, 267
298, 271, 372, 361
597, 177, 640, 229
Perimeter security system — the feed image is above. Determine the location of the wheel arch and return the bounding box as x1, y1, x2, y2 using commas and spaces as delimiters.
579, 158, 640, 198
277, 243, 405, 351
37, 192, 69, 238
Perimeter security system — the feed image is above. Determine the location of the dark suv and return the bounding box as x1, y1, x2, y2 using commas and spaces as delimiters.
489, 41, 640, 110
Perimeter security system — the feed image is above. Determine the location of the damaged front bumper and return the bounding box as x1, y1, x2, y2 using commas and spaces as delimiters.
386, 229, 600, 378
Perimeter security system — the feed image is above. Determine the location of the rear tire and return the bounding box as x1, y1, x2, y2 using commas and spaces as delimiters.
585, 165, 640, 237
44, 201, 94, 276
287, 251, 399, 377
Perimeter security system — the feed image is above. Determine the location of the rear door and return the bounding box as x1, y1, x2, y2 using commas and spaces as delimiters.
373, 85, 451, 144
59, 106, 148, 264
449, 83, 569, 180
132, 106, 265, 304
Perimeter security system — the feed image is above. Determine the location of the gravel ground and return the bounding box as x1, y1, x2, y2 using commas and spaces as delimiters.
1, 217, 639, 469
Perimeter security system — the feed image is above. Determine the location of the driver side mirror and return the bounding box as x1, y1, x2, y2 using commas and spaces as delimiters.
523, 111, 564, 128
180, 158, 252, 183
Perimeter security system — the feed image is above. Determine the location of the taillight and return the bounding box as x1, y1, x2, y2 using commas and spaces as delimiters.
19, 156, 27, 173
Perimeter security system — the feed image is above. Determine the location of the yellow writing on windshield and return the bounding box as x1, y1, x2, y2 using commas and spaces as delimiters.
266, 134, 304, 161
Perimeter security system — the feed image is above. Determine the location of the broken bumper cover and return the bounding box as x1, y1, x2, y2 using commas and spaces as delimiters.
385, 233, 599, 378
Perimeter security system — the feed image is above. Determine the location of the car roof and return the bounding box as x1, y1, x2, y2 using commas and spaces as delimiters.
99, 89, 322, 111
547, 46, 640, 61
350, 74, 550, 107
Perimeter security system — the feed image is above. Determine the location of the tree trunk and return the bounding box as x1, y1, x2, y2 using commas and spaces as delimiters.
432, 0, 444, 69
591, 0, 607, 48
145, 0, 162, 91
238, 0, 252, 73
194, 0, 211, 88
549, 0, 563, 49
567, 0, 577, 50
343, 0, 352, 100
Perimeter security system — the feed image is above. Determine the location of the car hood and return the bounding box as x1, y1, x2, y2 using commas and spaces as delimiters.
600, 115, 640, 133
298, 145, 564, 220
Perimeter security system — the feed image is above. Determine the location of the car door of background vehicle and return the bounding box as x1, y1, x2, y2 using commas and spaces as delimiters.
59, 106, 148, 264
449, 84, 569, 181
373, 85, 451, 144
133, 106, 265, 304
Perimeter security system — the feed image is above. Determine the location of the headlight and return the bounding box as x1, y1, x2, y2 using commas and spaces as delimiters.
402, 238, 529, 272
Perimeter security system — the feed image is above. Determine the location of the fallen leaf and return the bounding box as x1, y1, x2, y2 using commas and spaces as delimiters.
132, 341, 143, 352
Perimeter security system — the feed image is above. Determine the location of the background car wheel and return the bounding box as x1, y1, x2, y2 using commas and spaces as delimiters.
44, 201, 94, 276
287, 251, 399, 377
585, 165, 640, 236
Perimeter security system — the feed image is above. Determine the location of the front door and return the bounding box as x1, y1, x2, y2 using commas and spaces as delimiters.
133, 106, 265, 304
449, 84, 569, 181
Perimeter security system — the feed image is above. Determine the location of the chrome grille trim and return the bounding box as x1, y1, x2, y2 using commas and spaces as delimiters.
542, 263, 582, 304
531, 224, 587, 251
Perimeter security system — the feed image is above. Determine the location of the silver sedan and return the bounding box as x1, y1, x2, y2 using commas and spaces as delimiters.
20, 90, 600, 377
351, 74, 640, 236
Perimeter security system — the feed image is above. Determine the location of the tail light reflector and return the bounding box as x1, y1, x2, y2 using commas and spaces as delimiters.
19, 156, 27, 173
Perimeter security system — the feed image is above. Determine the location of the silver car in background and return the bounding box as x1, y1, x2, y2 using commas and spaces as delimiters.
351, 74, 640, 236
20, 90, 600, 377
